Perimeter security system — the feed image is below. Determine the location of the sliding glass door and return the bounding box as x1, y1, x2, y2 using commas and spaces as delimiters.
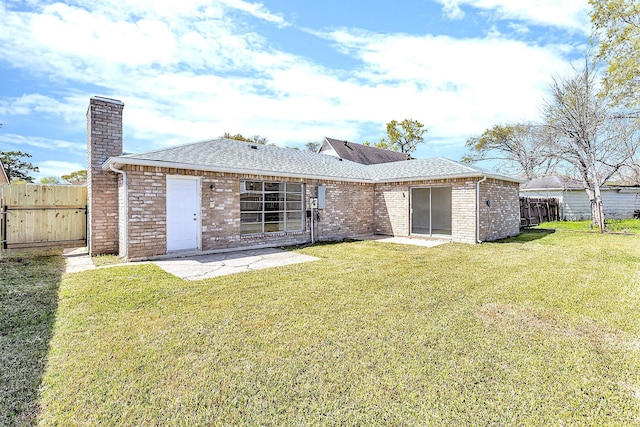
410, 186, 452, 236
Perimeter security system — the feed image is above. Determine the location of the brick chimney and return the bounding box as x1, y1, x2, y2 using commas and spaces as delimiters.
87, 96, 124, 255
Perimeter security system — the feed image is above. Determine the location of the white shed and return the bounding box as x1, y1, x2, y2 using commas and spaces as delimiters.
520, 176, 640, 220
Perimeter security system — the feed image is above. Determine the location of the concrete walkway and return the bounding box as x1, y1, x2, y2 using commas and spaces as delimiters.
359, 235, 449, 247
152, 248, 319, 281
63, 247, 320, 280
63, 236, 447, 280
63, 247, 97, 273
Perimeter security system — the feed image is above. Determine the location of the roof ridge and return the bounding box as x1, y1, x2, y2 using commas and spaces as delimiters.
325, 136, 409, 154
109, 138, 520, 184
437, 156, 479, 171
122, 138, 229, 157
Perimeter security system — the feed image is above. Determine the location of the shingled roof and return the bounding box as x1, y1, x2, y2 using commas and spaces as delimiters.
319, 137, 412, 165
104, 138, 519, 183
0, 161, 9, 184
520, 176, 584, 190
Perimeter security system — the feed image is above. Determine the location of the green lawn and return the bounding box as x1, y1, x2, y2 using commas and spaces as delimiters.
535, 218, 640, 234
5, 231, 640, 425
0, 250, 64, 427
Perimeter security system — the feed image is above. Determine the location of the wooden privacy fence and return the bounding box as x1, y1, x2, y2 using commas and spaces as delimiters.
520, 197, 560, 227
1, 184, 87, 249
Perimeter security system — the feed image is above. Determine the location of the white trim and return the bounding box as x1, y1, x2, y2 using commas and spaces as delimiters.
522, 186, 640, 193
109, 164, 128, 259
103, 157, 521, 185
0, 161, 9, 184
476, 176, 487, 243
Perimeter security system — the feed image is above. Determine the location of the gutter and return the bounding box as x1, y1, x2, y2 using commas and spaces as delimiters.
476, 176, 487, 243
109, 164, 128, 259
103, 157, 370, 184
103, 157, 522, 185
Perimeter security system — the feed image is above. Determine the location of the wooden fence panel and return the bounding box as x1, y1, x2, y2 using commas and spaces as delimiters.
1, 184, 87, 248
520, 197, 560, 227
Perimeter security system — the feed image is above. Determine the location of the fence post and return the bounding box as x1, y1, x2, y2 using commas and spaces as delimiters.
1, 205, 6, 250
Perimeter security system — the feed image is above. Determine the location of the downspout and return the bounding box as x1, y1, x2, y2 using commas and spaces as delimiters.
476, 176, 487, 243
109, 164, 128, 259
310, 203, 315, 245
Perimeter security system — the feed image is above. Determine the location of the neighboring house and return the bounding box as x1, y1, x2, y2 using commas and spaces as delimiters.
0, 161, 9, 184
87, 97, 521, 260
318, 137, 412, 165
520, 176, 640, 220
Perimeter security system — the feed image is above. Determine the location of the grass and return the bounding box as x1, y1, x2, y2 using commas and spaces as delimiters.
535, 218, 640, 234
4, 231, 640, 425
0, 249, 64, 426
90, 253, 124, 267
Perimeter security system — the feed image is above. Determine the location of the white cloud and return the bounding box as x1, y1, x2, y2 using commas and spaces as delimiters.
0, 94, 80, 122
35, 160, 86, 180
435, 0, 591, 33
221, 0, 289, 26
439, 0, 466, 20
0, 0, 585, 163
316, 29, 575, 141
0, 134, 85, 152
32, 3, 177, 66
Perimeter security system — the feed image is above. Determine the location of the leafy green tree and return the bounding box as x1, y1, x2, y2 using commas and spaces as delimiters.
379, 119, 427, 154
363, 139, 393, 150
0, 151, 39, 183
40, 176, 62, 184
62, 170, 87, 184
221, 132, 269, 145
463, 122, 556, 180
589, 0, 640, 107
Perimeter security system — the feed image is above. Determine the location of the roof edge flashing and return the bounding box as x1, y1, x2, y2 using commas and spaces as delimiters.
91, 96, 124, 106
103, 157, 370, 183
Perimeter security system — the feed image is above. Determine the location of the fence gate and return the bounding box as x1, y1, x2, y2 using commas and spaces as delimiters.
1, 184, 87, 249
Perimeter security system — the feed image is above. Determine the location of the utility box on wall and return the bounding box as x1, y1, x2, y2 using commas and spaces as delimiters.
317, 185, 326, 209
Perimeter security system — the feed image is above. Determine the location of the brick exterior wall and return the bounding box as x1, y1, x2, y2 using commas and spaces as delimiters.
124, 166, 167, 259
101, 163, 520, 259
315, 181, 374, 240
374, 184, 410, 236
117, 168, 375, 260
372, 178, 520, 244
451, 179, 477, 244
86, 97, 519, 259
87, 97, 123, 255
478, 178, 520, 242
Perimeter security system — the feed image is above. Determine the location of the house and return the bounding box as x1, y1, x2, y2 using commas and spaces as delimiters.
0, 161, 9, 184
520, 176, 640, 220
87, 97, 521, 260
318, 137, 412, 164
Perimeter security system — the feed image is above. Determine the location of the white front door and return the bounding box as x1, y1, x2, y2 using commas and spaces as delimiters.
166, 176, 200, 252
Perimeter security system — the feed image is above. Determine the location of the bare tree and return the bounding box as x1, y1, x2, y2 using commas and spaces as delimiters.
542, 60, 640, 231
306, 141, 320, 152
463, 122, 557, 180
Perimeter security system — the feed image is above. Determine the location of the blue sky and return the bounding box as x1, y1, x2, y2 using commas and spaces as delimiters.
0, 0, 591, 180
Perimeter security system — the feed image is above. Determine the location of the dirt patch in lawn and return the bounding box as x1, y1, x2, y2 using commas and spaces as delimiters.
476, 303, 640, 351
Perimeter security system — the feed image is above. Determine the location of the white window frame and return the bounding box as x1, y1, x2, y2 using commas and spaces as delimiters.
240, 181, 304, 235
